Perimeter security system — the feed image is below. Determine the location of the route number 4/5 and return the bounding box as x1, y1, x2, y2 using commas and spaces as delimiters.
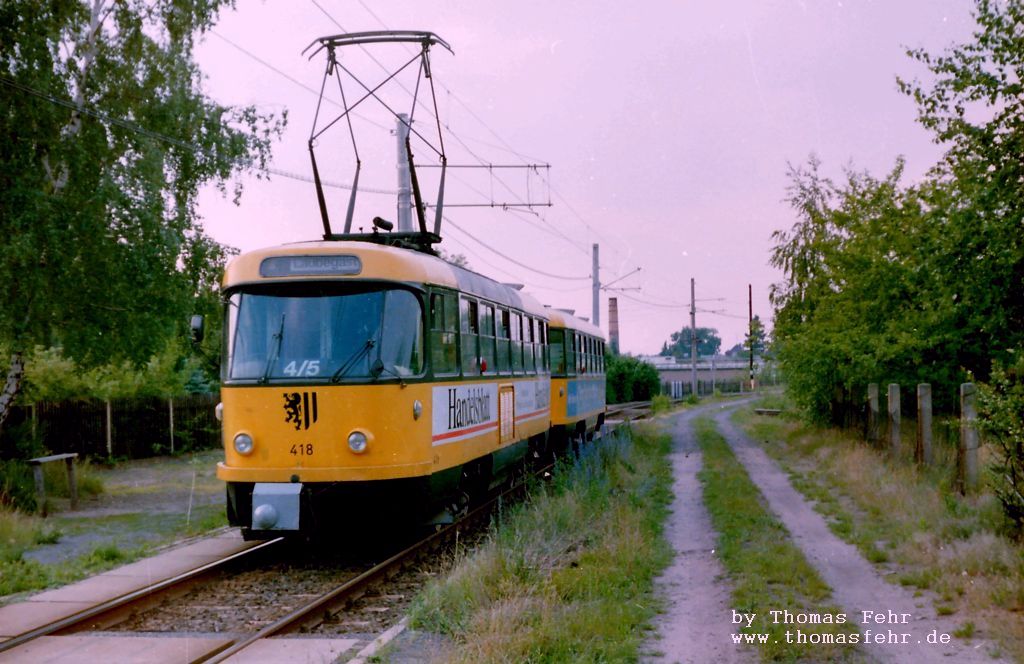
282, 360, 320, 377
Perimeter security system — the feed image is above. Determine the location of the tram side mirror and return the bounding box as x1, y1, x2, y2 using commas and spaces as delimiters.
190, 315, 205, 345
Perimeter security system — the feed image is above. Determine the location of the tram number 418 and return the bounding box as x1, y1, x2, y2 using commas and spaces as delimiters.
290, 444, 314, 456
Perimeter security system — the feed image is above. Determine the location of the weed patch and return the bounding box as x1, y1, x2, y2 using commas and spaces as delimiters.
0, 541, 146, 597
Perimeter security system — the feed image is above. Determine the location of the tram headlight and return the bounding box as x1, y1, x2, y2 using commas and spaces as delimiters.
347, 430, 369, 454
233, 432, 255, 455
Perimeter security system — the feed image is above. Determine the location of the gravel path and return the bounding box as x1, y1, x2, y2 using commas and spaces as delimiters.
647, 401, 755, 663
711, 406, 1003, 663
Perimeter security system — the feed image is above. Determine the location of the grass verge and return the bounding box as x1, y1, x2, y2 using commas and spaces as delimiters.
694, 415, 862, 662
408, 424, 674, 662
735, 396, 1024, 661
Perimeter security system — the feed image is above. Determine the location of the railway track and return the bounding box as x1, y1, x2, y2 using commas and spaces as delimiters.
0, 467, 539, 662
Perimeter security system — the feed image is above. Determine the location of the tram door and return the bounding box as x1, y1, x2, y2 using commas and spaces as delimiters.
498, 385, 515, 445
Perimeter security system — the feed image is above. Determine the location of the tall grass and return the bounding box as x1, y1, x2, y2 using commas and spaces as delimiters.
409, 424, 674, 662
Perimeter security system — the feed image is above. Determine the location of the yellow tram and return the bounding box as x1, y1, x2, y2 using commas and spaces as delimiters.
215, 240, 555, 537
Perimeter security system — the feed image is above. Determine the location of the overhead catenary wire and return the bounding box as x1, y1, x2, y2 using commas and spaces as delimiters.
210, 30, 391, 133
443, 215, 590, 282
440, 231, 590, 293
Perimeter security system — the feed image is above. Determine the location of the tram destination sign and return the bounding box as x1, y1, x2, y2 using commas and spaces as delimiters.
260, 255, 362, 277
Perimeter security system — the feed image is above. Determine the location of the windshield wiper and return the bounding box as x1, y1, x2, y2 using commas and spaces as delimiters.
331, 338, 375, 383
370, 357, 408, 387
259, 313, 286, 384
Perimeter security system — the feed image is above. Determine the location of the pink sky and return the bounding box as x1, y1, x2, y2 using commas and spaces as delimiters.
195, 0, 974, 354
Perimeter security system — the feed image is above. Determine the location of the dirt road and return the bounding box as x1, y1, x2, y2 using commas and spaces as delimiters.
647, 402, 1002, 663
647, 401, 753, 663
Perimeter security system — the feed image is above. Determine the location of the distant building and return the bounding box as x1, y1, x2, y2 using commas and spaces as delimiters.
637, 354, 769, 396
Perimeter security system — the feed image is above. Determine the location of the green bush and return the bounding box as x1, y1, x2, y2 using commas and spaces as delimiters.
605, 353, 660, 404
977, 351, 1024, 538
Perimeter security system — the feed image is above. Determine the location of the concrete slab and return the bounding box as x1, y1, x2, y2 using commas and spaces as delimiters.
107, 551, 232, 582
0, 602, 94, 638
173, 536, 256, 557
0, 635, 232, 663
29, 574, 150, 604
224, 638, 359, 663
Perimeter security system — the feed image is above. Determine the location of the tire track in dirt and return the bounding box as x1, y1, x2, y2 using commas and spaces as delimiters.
647, 402, 755, 663
712, 406, 1002, 663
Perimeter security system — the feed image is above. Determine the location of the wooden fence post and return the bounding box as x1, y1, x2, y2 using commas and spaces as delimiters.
169, 398, 175, 455
30, 403, 37, 441
867, 384, 879, 445
65, 455, 78, 510
888, 383, 901, 456
916, 384, 933, 465
33, 464, 46, 515
105, 400, 113, 457
960, 383, 979, 492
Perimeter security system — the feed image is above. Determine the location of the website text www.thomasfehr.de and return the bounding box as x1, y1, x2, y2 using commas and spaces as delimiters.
730, 609, 955, 647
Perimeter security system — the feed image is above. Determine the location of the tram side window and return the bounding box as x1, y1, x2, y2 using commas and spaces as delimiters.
536, 321, 545, 372
549, 327, 565, 375
460, 297, 480, 375
480, 304, 496, 374
524, 317, 536, 373
497, 309, 511, 373
542, 323, 550, 372
565, 331, 577, 376
430, 292, 458, 375
511, 312, 523, 373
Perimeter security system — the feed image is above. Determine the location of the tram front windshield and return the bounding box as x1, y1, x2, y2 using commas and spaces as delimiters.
225, 285, 423, 382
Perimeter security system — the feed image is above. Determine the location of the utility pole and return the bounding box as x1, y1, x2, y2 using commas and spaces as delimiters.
592, 244, 600, 327
748, 283, 755, 392
690, 278, 697, 397
396, 113, 412, 232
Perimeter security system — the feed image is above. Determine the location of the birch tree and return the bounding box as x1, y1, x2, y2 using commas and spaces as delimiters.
0, 0, 284, 433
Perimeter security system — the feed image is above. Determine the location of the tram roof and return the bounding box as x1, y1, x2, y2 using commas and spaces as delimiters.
544, 307, 605, 340
223, 240, 549, 318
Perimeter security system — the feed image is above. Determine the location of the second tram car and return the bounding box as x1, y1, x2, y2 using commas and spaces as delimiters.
546, 308, 607, 452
